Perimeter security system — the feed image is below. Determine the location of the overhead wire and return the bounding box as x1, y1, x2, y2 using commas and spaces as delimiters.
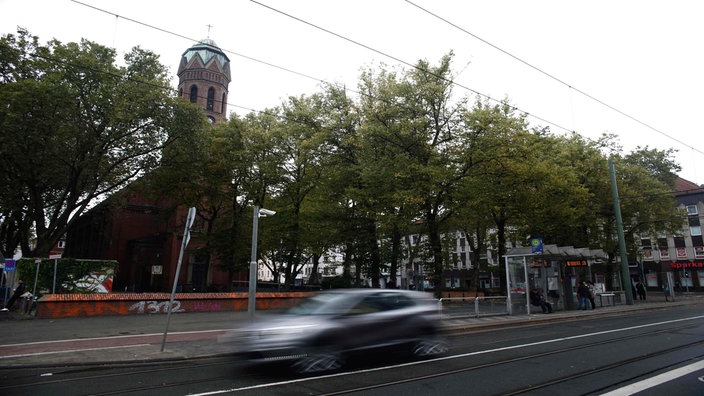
14, 0, 694, 214
71, 0, 573, 136
70, 0, 698, 165
248, 0, 575, 135
54, 1, 702, 254
71, 0, 342, 99
404, 0, 703, 157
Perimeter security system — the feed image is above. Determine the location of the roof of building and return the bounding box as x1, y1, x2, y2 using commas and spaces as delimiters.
675, 177, 704, 196
505, 245, 607, 261
181, 39, 230, 68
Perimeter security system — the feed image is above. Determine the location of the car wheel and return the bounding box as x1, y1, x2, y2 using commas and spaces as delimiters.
291, 348, 345, 374
412, 335, 448, 357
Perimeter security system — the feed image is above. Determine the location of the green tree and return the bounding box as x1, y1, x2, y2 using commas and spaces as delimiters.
449, 99, 544, 294
355, 53, 471, 294
0, 29, 204, 258
210, 112, 284, 287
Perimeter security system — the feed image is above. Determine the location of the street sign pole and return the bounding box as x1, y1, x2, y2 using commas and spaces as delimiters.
52, 259, 57, 293
2, 270, 7, 305
32, 259, 41, 297
2, 259, 15, 304
161, 207, 196, 352
49, 254, 61, 293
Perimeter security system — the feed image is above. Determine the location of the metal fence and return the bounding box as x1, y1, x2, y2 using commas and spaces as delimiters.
438, 296, 509, 318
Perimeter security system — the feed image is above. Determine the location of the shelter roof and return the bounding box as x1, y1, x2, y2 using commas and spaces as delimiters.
505, 244, 607, 261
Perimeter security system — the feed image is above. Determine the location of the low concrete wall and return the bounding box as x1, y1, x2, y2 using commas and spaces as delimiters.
36, 292, 311, 319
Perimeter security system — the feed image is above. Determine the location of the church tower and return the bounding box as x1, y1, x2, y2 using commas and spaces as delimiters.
177, 39, 231, 124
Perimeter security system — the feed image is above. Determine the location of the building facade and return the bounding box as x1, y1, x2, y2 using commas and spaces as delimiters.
638, 178, 704, 293
66, 39, 236, 292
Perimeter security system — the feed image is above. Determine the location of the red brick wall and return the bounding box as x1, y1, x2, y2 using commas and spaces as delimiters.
36, 292, 311, 319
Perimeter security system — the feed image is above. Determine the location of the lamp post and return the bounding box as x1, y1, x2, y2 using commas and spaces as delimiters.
248, 206, 276, 320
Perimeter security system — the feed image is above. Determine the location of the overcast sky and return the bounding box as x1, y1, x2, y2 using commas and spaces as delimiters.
2, 0, 702, 185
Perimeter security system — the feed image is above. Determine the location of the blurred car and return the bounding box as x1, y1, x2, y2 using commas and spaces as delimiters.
219, 289, 447, 374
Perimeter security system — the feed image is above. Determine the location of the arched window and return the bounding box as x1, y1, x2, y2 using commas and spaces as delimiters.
221, 93, 227, 113
189, 85, 198, 103
207, 87, 215, 110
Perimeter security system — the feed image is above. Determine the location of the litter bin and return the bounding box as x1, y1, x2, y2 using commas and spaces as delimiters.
18, 294, 34, 314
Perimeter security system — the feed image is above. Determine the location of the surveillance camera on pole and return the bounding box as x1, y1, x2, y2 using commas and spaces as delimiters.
258, 208, 276, 217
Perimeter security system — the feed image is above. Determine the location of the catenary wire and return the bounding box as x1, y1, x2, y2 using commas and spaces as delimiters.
70, 0, 575, 138
68, 0, 697, 175
11, 2, 698, 236
26, 41, 697, 211
249, 0, 576, 136
404, 0, 703, 157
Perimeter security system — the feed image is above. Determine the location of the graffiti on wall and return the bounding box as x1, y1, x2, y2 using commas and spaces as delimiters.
127, 300, 223, 314
129, 300, 185, 314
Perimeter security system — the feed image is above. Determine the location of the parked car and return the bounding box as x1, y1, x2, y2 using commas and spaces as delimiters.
219, 289, 447, 374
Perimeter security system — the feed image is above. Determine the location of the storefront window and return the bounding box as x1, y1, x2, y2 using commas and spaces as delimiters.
695, 247, 704, 258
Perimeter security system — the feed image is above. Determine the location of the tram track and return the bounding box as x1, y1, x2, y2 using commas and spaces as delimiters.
315, 322, 704, 396
2, 316, 702, 395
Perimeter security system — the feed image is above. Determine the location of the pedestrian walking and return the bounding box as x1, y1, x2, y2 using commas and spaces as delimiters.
636, 281, 646, 301
1, 280, 26, 311
631, 282, 637, 300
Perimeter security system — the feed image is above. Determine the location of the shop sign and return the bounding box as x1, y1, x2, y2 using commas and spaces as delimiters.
669, 261, 704, 270
566, 260, 588, 267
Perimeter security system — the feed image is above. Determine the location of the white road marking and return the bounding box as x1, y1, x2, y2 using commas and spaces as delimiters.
0, 328, 227, 348
1, 344, 152, 359
600, 360, 704, 396
187, 315, 704, 395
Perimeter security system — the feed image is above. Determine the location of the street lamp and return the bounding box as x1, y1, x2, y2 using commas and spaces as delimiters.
248, 205, 276, 320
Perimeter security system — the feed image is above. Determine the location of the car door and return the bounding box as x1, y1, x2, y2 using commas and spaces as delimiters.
339, 292, 417, 352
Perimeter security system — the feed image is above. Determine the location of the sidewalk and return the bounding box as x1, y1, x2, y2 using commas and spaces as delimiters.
0, 294, 701, 368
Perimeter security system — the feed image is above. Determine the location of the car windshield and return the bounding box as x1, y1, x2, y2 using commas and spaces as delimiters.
287, 293, 355, 315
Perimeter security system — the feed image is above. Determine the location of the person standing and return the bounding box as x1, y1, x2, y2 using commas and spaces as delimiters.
664, 282, 670, 302
586, 281, 596, 309
1, 280, 26, 311
636, 281, 647, 301
577, 281, 590, 311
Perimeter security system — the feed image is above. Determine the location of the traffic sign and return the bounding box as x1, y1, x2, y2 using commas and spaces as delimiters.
4, 259, 16, 272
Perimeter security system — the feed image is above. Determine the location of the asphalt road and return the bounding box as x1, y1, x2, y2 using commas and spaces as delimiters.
1, 304, 702, 396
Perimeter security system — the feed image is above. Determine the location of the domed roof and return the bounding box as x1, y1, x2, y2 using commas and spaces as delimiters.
181, 39, 230, 68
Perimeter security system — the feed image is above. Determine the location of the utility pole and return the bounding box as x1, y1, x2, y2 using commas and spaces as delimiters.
609, 160, 634, 305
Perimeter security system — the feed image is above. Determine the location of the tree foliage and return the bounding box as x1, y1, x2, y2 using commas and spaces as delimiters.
0, 29, 206, 258
4, 29, 685, 292
134, 52, 688, 290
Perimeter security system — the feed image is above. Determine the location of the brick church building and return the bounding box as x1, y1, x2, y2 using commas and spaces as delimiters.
65, 39, 235, 293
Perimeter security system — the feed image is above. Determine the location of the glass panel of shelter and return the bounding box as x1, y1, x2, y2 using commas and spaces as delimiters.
505, 256, 528, 315
527, 259, 562, 312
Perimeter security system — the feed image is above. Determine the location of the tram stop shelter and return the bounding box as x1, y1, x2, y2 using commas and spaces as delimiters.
504, 245, 608, 315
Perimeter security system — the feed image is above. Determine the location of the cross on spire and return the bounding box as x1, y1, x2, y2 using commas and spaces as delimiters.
206, 24, 213, 39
